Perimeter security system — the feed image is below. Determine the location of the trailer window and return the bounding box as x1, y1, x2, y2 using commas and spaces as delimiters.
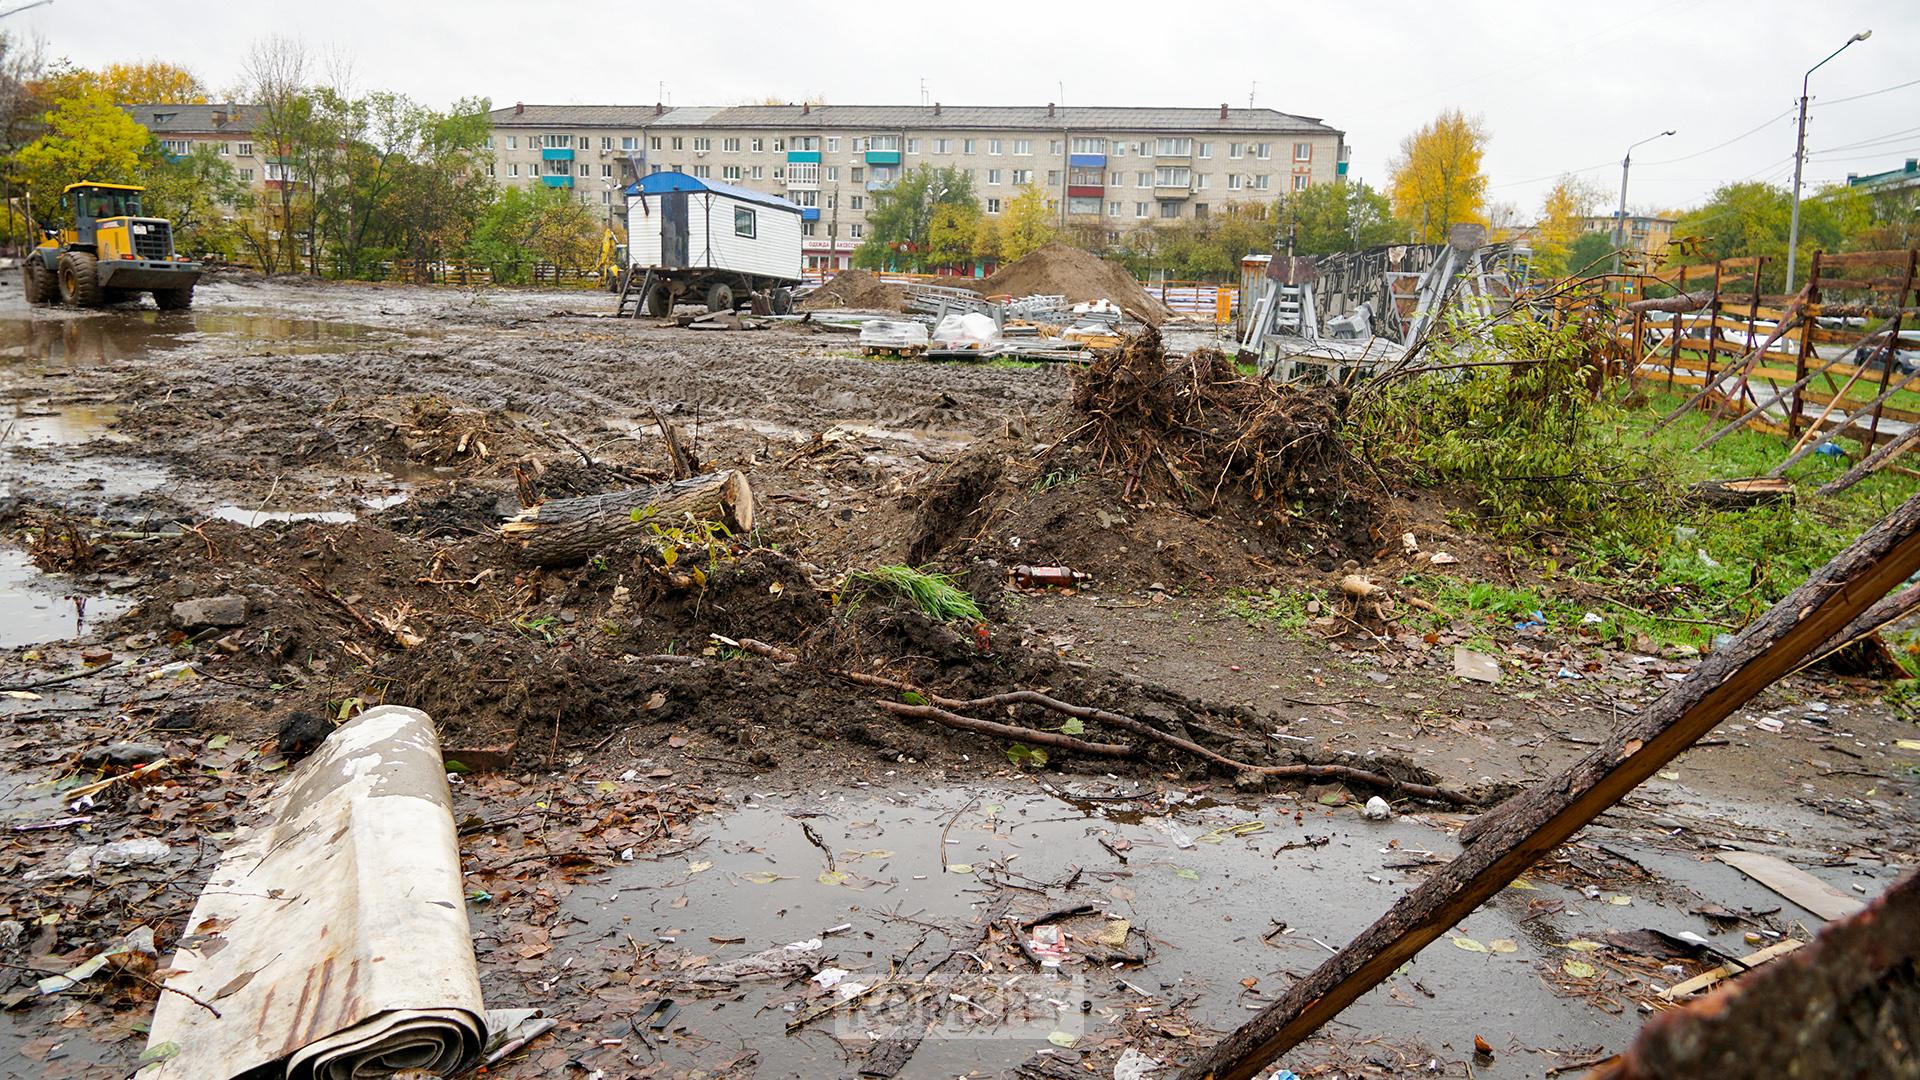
734, 206, 756, 239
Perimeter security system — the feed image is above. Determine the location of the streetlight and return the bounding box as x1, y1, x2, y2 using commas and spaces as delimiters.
1613, 130, 1676, 275
1787, 29, 1872, 292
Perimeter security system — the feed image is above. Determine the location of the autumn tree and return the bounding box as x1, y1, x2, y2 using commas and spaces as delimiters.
853, 164, 976, 271
1532, 174, 1606, 277
1388, 109, 1489, 243
999, 184, 1056, 262
926, 200, 981, 269
971, 214, 1002, 264
12, 86, 151, 222
40, 60, 207, 105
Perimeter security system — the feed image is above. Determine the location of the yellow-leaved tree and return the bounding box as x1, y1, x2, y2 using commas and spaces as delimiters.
1533, 174, 1605, 277
999, 184, 1056, 262
40, 61, 207, 105
1388, 109, 1489, 243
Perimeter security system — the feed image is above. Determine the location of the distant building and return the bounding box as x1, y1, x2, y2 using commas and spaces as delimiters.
123, 104, 276, 195
484, 102, 1349, 273
1584, 212, 1674, 262
1847, 158, 1920, 196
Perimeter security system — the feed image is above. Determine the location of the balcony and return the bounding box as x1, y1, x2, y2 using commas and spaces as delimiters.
786, 163, 821, 190
1068, 153, 1106, 168
1153, 183, 1190, 200
865, 178, 894, 193
786, 151, 821, 164
541, 147, 574, 161
541, 174, 574, 189
1066, 185, 1104, 199
864, 150, 901, 166
800, 207, 821, 222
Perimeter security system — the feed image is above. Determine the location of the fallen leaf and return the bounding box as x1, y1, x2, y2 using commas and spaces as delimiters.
1608, 895, 1633, 906
739, 871, 788, 884
1058, 718, 1085, 735
1489, 939, 1518, 954
1047, 1031, 1077, 1048
1240, 977, 1259, 989
1452, 936, 1488, 953
207, 735, 230, 750
1095, 919, 1131, 948
1561, 940, 1603, 952
1, 691, 42, 701
1174, 867, 1200, 881
1474, 1035, 1493, 1055
687, 860, 713, 874
1895, 739, 1920, 751
1563, 959, 1598, 979
817, 870, 850, 886
1506, 878, 1539, 891
948, 864, 973, 874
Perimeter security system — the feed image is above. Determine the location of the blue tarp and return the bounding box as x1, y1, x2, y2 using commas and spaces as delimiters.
623, 171, 804, 214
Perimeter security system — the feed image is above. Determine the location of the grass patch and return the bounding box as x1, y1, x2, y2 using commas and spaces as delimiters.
1225, 587, 1323, 632
849, 564, 985, 623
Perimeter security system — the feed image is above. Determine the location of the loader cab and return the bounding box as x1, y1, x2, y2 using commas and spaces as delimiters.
63, 183, 147, 248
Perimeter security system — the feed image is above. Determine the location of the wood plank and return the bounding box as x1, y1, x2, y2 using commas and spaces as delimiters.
1656, 939, 1805, 1000
1717, 851, 1866, 920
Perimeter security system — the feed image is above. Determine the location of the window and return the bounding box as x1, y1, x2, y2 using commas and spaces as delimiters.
963, 138, 976, 154
722, 137, 741, 152
802, 221, 815, 236
505, 136, 517, 150
1198, 142, 1212, 159
850, 195, 863, 210
851, 167, 864, 182
692, 164, 710, 178
576, 135, 588, 149
1194, 173, 1209, 189
825, 166, 838, 181
692, 137, 711, 151
622, 136, 638, 150
1253, 174, 1270, 189
1255, 143, 1272, 159
905, 138, 919, 153
751, 165, 764, 179
1227, 174, 1243, 191
1155, 137, 1191, 156
793, 190, 817, 207
1292, 174, 1310, 191
1134, 202, 1148, 218
1136, 171, 1151, 187
825, 137, 839, 152
602, 190, 611, 204
1049, 139, 1062, 155
1012, 169, 1033, 184
986, 197, 1002, 213
1229, 142, 1243, 159
1046, 170, 1060, 186
541, 133, 565, 148
868, 135, 899, 151
1108, 201, 1120, 216
600, 137, 612, 150
1293, 142, 1312, 162
577, 163, 589, 176
602, 164, 613, 177
734, 206, 756, 238
650, 136, 662, 150
988, 139, 1002, 155
1110, 171, 1123, 186
1068, 165, 1101, 186
1160, 202, 1180, 219
265, 161, 301, 183
484, 162, 495, 177
849, 224, 862, 238
1013, 139, 1032, 155
750, 137, 763, 152
239, 167, 253, 182
1195, 203, 1208, 218
1154, 166, 1190, 187
932, 138, 950, 154
723, 165, 742, 180
1067, 196, 1100, 215
1072, 137, 1106, 154
507, 163, 518, 177
793, 136, 818, 151
160, 139, 191, 155
987, 168, 1002, 185
1109, 139, 1125, 158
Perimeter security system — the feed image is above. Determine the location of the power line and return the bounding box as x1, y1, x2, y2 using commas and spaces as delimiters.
1809, 123, 1920, 156
1814, 77, 1920, 108
1486, 158, 1616, 190
1638, 107, 1794, 166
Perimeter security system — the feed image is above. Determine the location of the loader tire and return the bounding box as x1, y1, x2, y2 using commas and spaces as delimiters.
21, 258, 52, 304
57, 251, 103, 307
154, 285, 195, 311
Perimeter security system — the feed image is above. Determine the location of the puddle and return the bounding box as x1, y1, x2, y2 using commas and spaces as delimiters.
0, 403, 123, 447
0, 309, 396, 370
0, 547, 131, 648
538, 785, 1684, 1076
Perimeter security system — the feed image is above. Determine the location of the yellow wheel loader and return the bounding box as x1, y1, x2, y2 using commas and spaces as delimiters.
23, 182, 202, 310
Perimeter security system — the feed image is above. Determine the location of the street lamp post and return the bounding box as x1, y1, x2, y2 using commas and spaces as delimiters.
1613, 130, 1676, 275
1787, 29, 1872, 292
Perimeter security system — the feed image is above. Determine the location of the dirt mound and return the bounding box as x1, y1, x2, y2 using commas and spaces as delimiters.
798, 269, 906, 312
974, 243, 1174, 326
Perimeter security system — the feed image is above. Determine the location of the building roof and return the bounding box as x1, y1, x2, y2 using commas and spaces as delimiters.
123, 103, 255, 134
1847, 159, 1920, 192
626, 171, 803, 213
491, 103, 1341, 136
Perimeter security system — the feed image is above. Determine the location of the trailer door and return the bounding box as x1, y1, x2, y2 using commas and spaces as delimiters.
660, 191, 689, 268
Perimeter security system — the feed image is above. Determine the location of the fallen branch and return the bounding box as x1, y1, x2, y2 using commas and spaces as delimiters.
874, 700, 1133, 757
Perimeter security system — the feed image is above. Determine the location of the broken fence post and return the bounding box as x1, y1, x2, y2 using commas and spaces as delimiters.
1173, 492, 1920, 1080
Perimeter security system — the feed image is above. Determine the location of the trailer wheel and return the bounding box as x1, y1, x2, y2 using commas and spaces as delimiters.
705, 283, 734, 314
153, 285, 194, 311
57, 251, 103, 307
771, 287, 794, 316
644, 282, 672, 317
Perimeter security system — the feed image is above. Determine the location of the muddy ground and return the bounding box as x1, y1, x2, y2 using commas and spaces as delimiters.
0, 275, 1913, 1079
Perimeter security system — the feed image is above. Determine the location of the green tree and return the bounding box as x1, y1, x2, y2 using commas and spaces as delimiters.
1668, 181, 1853, 291
385, 100, 494, 279
1563, 231, 1615, 277
12, 86, 151, 223
1388, 109, 1489, 243
999, 184, 1056, 262
927, 200, 981, 269
971, 213, 1002, 264
141, 142, 247, 255
854, 163, 977, 271
1276, 179, 1399, 256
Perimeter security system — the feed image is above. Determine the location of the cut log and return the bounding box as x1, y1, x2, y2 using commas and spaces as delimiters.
1626, 290, 1714, 314
1173, 492, 1920, 1080
501, 470, 754, 566
1685, 476, 1794, 510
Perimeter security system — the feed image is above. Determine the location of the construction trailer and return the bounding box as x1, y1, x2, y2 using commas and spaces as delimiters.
622, 172, 803, 316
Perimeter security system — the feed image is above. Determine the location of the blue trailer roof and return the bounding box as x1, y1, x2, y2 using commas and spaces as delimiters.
624, 171, 804, 214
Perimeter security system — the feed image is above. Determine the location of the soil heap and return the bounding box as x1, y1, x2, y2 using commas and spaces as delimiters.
797, 269, 906, 312
974, 243, 1175, 326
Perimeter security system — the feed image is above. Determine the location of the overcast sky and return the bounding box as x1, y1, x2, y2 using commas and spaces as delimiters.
19, 0, 1918, 217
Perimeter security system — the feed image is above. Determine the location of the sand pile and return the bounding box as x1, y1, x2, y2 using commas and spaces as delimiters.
974, 243, 1174, 325
797, 269, 906, 312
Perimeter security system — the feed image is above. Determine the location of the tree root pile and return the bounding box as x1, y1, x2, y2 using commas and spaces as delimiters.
1068, 329, 1382, 552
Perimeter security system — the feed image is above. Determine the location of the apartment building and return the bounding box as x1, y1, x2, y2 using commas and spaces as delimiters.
486, 102, 1347, 271
124, 104, 281, 193
1583, 212, 1675, 263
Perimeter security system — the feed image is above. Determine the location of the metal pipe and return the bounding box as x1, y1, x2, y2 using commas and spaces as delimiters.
1787, 29, 1871, 292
